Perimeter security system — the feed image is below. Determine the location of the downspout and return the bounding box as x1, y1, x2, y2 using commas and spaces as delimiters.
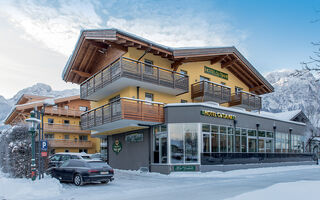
137, 44, 153, 61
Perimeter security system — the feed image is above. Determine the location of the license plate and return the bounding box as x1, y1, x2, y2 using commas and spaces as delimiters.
101, 172, 109, 175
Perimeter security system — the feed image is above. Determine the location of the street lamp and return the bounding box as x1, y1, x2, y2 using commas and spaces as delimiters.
25, 110, 41, 181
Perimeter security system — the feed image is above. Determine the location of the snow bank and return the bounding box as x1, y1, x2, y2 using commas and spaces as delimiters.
224, 180, 319, 200
0, 175, 62, 200
169, 165, 320, 178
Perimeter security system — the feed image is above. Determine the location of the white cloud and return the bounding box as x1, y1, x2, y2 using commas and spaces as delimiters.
106, 16, 248, 48
0, 0, 103, 56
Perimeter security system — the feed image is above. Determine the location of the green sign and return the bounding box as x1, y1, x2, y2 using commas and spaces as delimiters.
125, 133, 144, 143
204, 66, 228, 80
112, 139, 122, 154
173, 165, 196, 172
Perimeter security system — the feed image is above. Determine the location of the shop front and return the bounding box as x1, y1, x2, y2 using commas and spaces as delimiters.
150, 103, 315, 174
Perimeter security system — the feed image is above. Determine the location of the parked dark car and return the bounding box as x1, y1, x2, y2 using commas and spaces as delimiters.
50, 159, 114, 186
48, 153, 92, 168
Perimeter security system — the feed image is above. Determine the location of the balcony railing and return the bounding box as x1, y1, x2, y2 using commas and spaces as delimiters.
45, 107, 83, 117
48, 139, 92, 148
191, 80, 231, 104
229, 91, 262, 110
80, 57, 189, 100
81, 97, 164, 130
43, 123, 90, 134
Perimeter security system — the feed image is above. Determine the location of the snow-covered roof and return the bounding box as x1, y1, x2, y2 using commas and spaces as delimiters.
260, 110, 302, 121
165, 103, 306, 126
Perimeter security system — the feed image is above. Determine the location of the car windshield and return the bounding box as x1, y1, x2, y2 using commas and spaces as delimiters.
81, 155, 91, 160
87, 162, 110, 168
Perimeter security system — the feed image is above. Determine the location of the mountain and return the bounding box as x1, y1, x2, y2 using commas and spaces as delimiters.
262, 70, 320, 128
0, 83, 79, 125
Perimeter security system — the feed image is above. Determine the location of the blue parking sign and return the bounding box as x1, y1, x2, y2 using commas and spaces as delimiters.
41, 140, 48, 151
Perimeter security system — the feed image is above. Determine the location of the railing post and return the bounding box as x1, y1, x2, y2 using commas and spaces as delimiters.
94, 110, 96, 127
173, 71, 175, 88
86, 82, 89, 97
141, 63, 143, 81
102, 106, 104, 125
157, 68, 160, 85
93, 76, 96, 93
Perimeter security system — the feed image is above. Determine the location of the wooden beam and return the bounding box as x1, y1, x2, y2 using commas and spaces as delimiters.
124, 41, 134, 47
210, 55, 227, 65
227, 65, 253, 88
171, 59, 184, 71
233, 62, 260, 86
249, 85, 265, 92
105, 41, 128, 52
115, 38, 127, 44
221, 58, 237, 68
88, 40, 109, 49
71, 70, 91, 78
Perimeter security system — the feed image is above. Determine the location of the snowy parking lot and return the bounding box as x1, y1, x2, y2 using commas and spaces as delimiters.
1, 165, 320, 200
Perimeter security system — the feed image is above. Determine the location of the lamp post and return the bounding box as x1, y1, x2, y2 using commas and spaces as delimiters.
25, 110, 41, 181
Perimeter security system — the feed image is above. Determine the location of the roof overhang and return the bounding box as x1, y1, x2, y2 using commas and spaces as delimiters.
62, 28, 274, 95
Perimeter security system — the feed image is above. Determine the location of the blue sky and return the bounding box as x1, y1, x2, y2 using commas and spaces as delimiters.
0, 0, 319, 98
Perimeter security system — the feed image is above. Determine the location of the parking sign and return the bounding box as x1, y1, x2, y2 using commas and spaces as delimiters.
41, 140, 48, 151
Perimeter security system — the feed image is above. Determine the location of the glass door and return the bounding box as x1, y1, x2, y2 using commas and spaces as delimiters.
159, 136, 167, 164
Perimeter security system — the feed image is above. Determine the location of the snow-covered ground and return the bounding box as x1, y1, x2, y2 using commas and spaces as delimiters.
1, 165, 320, 200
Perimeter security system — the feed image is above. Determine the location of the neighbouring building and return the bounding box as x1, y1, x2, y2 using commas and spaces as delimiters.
4, 94, 100, 154
62, 28, 315, 173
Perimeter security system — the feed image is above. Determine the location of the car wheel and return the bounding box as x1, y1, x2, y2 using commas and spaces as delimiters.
101, 180, 109, 184
73, 174, 83, 186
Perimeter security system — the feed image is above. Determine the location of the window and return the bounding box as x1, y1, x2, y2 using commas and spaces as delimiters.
144, 59, 154, 74
64, 149, 69, 153
200, 76, 210, 82
181, 99, 188, 103
145, 93, 154, 102
64, 135, 70, 140
79, 149, 88, 153
52, 105, 58, 110
45, 134, 54, 140
203, 134, 210, 153
248, 138, 256, 152
180, 70, 187, 77
211, 125, 219, 152
64, 120, 70, 124
235, 86, 243, 94
235, 128, 241, 152
220, 126, 227, 152
48, 118, 54, 124
64, 105, 69, 110
227, 127, 233, 152
241, 129, 247, 152
79, 106, 88, 111
79, 135, 88, 141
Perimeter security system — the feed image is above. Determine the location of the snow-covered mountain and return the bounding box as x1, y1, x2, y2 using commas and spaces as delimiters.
262, 70, 320, 128
0, 83, 79, 125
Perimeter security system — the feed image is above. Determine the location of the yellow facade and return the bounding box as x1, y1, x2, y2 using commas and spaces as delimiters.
91, 47, 250, 108
43, 114, 100, 154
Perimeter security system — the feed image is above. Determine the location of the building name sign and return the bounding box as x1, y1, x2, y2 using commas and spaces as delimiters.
201, 110, 236, 120
204, 66, 228, 80
125, 133, 144, 143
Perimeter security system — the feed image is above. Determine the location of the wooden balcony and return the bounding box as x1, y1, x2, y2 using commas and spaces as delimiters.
48, 139, 92, 148
43, 123, 90, 134
80, 57, 189, 101
45, 107, 82, 117
81, 97, 164, 133
229, 91, 262, 110
191, 81, 231, 104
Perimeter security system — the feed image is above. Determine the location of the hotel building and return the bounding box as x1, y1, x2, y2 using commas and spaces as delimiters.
62, 29, 314, 173
5, 94, 100, 154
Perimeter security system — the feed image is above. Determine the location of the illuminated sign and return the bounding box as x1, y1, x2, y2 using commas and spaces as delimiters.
204, 66, 228, 80
201, 110, 236, 120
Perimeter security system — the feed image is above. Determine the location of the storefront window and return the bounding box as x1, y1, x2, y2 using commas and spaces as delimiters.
248, 129, 256, 137
235, 128, 241, 152
266, 131, 273, 138
228, 127, 233, 152
258, 131, 265, 138
266, 139, 273, 152
170, 123, 199, 164
220, 126, 227, 152
202, 124, 210, 133
241, 129, 247, 152
211, 125, 219, 152
259, 139, 265, 152
248, 138, 256, 152
185, 124, 198, 163
203, 134, 210, 152
276, 133, 281, 152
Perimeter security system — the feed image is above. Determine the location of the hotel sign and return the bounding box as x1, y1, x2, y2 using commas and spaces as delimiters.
201, 110, 236, 120
204, 66, 228, 80
173, 165, 196, 172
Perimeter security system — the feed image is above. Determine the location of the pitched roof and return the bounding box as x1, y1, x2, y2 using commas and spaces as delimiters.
62, 28, 274, 95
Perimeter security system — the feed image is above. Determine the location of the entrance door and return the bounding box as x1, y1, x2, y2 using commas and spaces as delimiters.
159, 135, 167, 163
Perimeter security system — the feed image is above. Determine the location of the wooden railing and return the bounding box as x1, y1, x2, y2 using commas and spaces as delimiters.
80, 57, 189, 99
81, 97, 164, 130
229, 91, 262, 110
48, 139, 92, 148
191, 80, 231, 104
45, 107, 82, 117
43, 123, 90, 134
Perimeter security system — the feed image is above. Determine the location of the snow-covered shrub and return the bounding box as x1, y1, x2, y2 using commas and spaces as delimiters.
0, 125, 32, 178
